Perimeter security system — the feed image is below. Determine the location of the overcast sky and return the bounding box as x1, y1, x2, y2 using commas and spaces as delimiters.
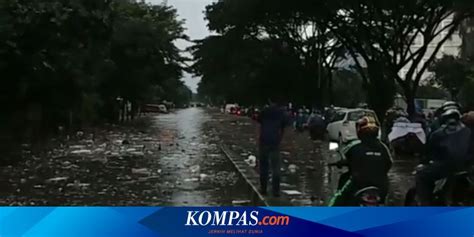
148, 0, 216, 92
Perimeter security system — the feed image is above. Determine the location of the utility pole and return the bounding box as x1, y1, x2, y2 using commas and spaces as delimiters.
317, 29, 322, 109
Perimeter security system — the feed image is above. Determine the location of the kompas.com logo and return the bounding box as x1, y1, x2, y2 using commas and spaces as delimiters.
185, 210, 290, 226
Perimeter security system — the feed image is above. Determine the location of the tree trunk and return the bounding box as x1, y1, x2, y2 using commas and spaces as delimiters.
366, 61, 395, 121
450, 90, 458, 101
405, 91, 416, 117
328, 70, 334, 106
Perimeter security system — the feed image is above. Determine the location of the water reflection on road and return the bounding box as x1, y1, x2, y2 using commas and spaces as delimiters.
210, 111, 418, 206
0, 108, 252, 206
0, 108, 417, 206
152, 108, 251, 206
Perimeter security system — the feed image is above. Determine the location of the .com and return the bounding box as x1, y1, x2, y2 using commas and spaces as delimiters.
185, 211, 290, 226
258, 215, 290, 226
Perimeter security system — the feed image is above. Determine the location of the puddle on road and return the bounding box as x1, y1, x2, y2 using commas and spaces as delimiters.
210, 111, 418, 206
0, 108, 417, 206
0, 108, 253, 206
152, 108, 252, 206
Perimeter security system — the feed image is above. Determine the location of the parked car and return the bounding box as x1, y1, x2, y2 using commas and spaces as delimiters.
225, 104, 239, 114
158, 104, 168, 113
326, 108, 380, 144
142, 104, 168, 113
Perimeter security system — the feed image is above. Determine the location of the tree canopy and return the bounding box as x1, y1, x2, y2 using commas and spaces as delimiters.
0, 0, 191, 134
429, 55, 472, 100
193, 0, 474, 117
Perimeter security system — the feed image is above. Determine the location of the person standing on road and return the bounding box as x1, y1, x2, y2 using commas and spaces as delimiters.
257, 98, 289, 197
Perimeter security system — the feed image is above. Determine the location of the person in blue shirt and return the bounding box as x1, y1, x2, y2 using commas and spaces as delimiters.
257, 98, 289, 197
294, 109, 307, 132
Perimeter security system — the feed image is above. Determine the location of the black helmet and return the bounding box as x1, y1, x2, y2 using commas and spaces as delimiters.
440, 108, 461, 125
435, 101, 460, 118
442, 101, 459, 108
441, 101, 460, 112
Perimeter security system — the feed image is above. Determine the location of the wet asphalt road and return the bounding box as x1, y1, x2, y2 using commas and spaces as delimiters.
208, 110, 417, 206
0, 108, 251, 206
0, 108, 417, 206
151, 108, 251, 206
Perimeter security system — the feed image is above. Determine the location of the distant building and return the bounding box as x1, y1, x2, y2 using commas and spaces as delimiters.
336, 15, 464, 84
399, 14, 463, 82
460, 18, 474, 59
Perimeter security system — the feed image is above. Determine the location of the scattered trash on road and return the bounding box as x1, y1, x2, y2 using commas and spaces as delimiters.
280, 183, 293, 188
132, 168, 150, 175
199, 173, 208, 180
46, 177, 69, 183
288, 164, 297, 173
190, 165, 200, 173
232, 200, 251, 206
69, 145, 86, 149
245, 155, 257, 167
184, 178, 199, 182
282, 190, 302, 196
70, 149, 92, 155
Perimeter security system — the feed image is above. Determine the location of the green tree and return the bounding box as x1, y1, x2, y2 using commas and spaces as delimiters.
332, 69, 366, 107
429, 55, 471, 100
203, 0, 474, 117
0, 0, 114, 130
194, 0, 346, 107
101, 1, 188, 118
0, 0, 190, 136
328, 0, 474, 116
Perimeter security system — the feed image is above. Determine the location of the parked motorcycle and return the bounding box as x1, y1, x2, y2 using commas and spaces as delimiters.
251, 108, 260, 121
389, 121, 426, 156
404, 164, 474, 206
308, 113, 326, 141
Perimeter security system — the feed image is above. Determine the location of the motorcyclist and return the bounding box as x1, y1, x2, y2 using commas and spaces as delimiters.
307, 109, 326, 141
382, 108, 407, 144
429, 101, 460, 135
462, 111, 474, 161
415, 107, 472, 205
329, 116, 393, 206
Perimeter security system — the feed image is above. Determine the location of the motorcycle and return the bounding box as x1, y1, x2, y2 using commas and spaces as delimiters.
388, 122, 426, 156
251, 108, 260, 121
308, 114, 326, 141
404, 164, 474, 206
327, 143, 384, 206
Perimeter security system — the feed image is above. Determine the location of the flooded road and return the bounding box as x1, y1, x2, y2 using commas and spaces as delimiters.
0, 108, 417, 206
209, 111, 418, 206
0, 108, 252, 206
152, 108, 251, 205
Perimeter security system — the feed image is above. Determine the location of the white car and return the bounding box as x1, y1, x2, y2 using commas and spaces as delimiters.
158, 104, 168, 113
225, 104, 239, 114
326, 109, 380, 144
